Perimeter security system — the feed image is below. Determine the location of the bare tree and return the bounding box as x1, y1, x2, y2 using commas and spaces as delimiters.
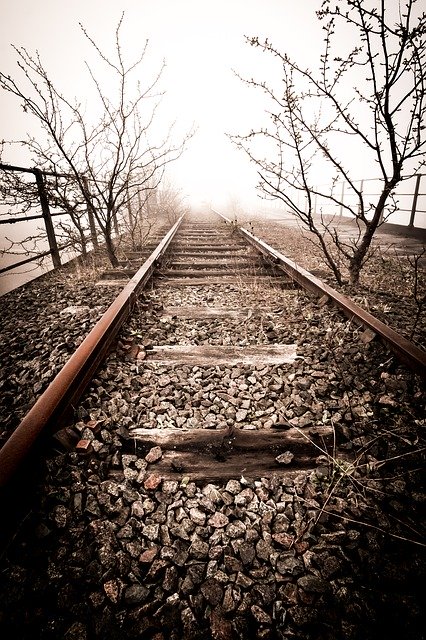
232, 0, 426, 285
48, 175, 92, 257
156, 179, 189, 224
0, 14, 192, 266
121, 175, 157, 252
0, 162, 39, 218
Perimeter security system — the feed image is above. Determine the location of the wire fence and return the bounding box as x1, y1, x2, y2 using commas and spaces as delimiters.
243, 174, 426, 228
2, 165, 425, 282
0, 163, 99, 275
306, 174, 425, 226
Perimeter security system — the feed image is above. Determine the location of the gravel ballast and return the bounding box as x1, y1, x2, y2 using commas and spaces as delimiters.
0, 214, 424, 639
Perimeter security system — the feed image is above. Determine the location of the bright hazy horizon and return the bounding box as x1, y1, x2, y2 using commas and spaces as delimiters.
0, 0, 328, 207
1, 0, 424, 295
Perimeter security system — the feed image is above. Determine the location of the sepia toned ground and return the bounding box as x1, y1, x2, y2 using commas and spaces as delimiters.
0, 212, 424, 640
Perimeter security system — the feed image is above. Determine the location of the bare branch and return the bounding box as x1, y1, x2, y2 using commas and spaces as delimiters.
231, 0, 426, 285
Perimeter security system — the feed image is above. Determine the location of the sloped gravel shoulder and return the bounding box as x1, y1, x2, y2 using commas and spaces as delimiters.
0, 258, 117, 444
0, 221, 425, 640
237, 214, 426, 350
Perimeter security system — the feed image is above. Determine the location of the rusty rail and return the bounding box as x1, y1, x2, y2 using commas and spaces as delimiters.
215, 210, 426, 378
0, 215, 185, 487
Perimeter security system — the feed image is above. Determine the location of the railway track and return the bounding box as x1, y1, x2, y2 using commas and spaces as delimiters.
1, 208, 425, 639
104, 217, 334, 483
0, 209, 425, 488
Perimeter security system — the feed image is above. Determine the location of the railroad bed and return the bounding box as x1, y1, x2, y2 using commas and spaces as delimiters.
84, 214, 333, 483
0, 209, 424, 639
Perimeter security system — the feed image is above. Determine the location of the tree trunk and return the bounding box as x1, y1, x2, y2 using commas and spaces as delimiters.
348, 183, 395, 284
348, 223, 374, 284
104, 230, 119, 267
79, 228, 87, 257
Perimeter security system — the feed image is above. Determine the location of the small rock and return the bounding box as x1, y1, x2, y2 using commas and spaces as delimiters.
280, 582, 299, 605
256, 539, 273, 561
276, 553, 304, 576
158, 374, 171, 387
145, 446, 163, 464
144, 473, 162, 490
123, 467, 138, 481
103, 579, 121, 604
251, 604, 272, 625
88, 591, 104, 608
272, 533, 294, 549
224, 555, 243, 573
131, 501, 145, 518
297, 574, 330, 593
321, 555, 342, 579
122, 454, 137, 467
253, 583, 275, 606
239, 542, 256, 566
225, 479, 242, 495
201, 577, 224, 606
203, 484, 222, 504
294, 540, 309, 555
53, 505, 69, 528
210, 608, 233, 640
189, 507, 207, 526
275, 451, 294, 465
124, 584, 149, 605
360, 328, 376, 344
290, 605, 320, 626
208, 512, 229, 528
139, 546, 158, 563
171, 540, 189, 566
145, 559, 168, 581
235, 572, 253, 588
181, 606, 198, 635
163, 566, 179, 591
142, 523, 160, 541
222, 585, 238, 613
170, 518, 195, 541
162, 480, 179, 494
189, 538, 209, 559
60, 305, 90, 316
226, 521, 246, 538
378, 394, 398, 407
117, 523, 134, 539
64, 622, 88, 640
75, 439, 92, 454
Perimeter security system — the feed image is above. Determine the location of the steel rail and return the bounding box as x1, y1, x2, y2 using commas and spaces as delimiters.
0, 215, 185, 488
215, 210, 426, 378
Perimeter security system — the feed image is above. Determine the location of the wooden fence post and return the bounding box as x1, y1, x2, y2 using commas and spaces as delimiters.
33, 168, 61, 268
409, 174, 421, 228
82, 177, 99, 249
358, 179, 364, 216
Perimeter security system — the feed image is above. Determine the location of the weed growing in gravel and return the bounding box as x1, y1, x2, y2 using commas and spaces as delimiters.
359, 244, 426, 348
297, 425, 426, 547
54, 252, 108, 285
289, 312, 426, 548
